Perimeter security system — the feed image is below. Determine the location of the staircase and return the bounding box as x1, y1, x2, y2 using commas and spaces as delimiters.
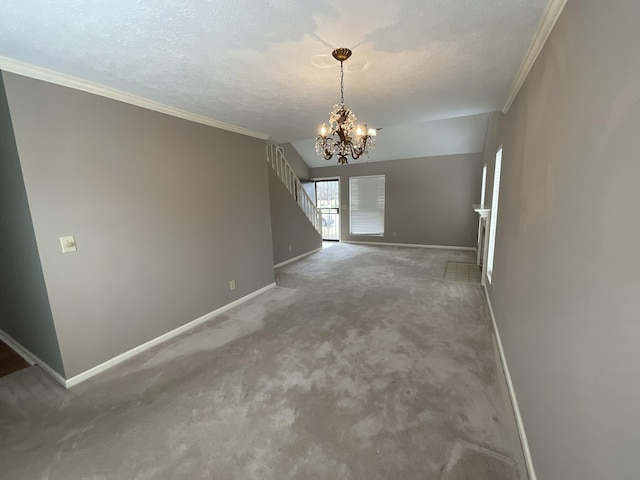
266, 143, 323, 235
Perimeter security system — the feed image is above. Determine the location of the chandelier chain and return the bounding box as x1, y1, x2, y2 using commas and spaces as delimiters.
340, 61, 344, 105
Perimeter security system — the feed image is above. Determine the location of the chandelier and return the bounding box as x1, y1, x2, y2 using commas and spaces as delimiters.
315, 48, 376, 165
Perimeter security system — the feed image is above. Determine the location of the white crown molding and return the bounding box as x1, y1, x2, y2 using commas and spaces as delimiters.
0, 56, 269, 140
501, 0, 568, 113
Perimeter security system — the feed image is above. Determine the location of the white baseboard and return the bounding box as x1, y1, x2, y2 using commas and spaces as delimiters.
0, 329, 68, 387
483, 285, 537, 480
344, 240, 476, 252
1, 283, 275, 389
64, 282, 276, 388
274, 248, 322, 269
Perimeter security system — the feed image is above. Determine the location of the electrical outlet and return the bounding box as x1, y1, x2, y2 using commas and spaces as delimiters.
392, 231, 397, 237
60, 235, 77, 253
229, 280, 236, 290
288, 245, 292, 251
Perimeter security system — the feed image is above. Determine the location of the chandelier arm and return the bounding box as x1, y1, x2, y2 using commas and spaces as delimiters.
325, 138, 336, 159
322, 137, 336, 161
350, 143, 363, 160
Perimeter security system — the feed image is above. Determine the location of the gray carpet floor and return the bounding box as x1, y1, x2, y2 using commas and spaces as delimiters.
0, 243, 526, 479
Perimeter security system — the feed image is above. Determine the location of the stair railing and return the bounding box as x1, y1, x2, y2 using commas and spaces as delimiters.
266, 143, 323, 234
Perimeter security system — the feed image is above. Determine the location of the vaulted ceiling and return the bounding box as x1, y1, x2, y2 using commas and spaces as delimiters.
0, 0, 558, 167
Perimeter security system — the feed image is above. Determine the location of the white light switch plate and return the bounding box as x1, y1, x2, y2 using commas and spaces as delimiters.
60, 235, 77, 253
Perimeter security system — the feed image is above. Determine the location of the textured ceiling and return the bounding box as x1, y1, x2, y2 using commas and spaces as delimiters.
0, 0, 552, 165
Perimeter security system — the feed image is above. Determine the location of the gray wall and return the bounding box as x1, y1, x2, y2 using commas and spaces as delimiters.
485, 1, 640, 479
3, 72, 275, 378
311, 153, 483, 247
268, 168, 322, 265
279, 143, 311, 180
0, 73, 65, 375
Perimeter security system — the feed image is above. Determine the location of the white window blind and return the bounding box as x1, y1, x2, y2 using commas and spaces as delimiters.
350, 175, 385, 236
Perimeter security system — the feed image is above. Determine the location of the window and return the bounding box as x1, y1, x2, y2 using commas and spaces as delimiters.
350, 175, 385, 236
480, 164, 487, 205
486, 147, 502, 283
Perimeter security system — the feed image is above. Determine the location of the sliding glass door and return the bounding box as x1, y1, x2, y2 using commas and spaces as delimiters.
315, 179, 340, 241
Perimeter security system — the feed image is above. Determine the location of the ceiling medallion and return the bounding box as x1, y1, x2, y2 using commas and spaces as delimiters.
315, 48, 376, 165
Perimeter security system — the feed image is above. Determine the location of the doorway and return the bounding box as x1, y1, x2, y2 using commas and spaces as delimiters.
315, 179, 340, 241
0, 339, 30, 378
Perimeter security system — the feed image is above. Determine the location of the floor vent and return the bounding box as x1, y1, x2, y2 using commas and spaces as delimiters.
444, 261, 481, 284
